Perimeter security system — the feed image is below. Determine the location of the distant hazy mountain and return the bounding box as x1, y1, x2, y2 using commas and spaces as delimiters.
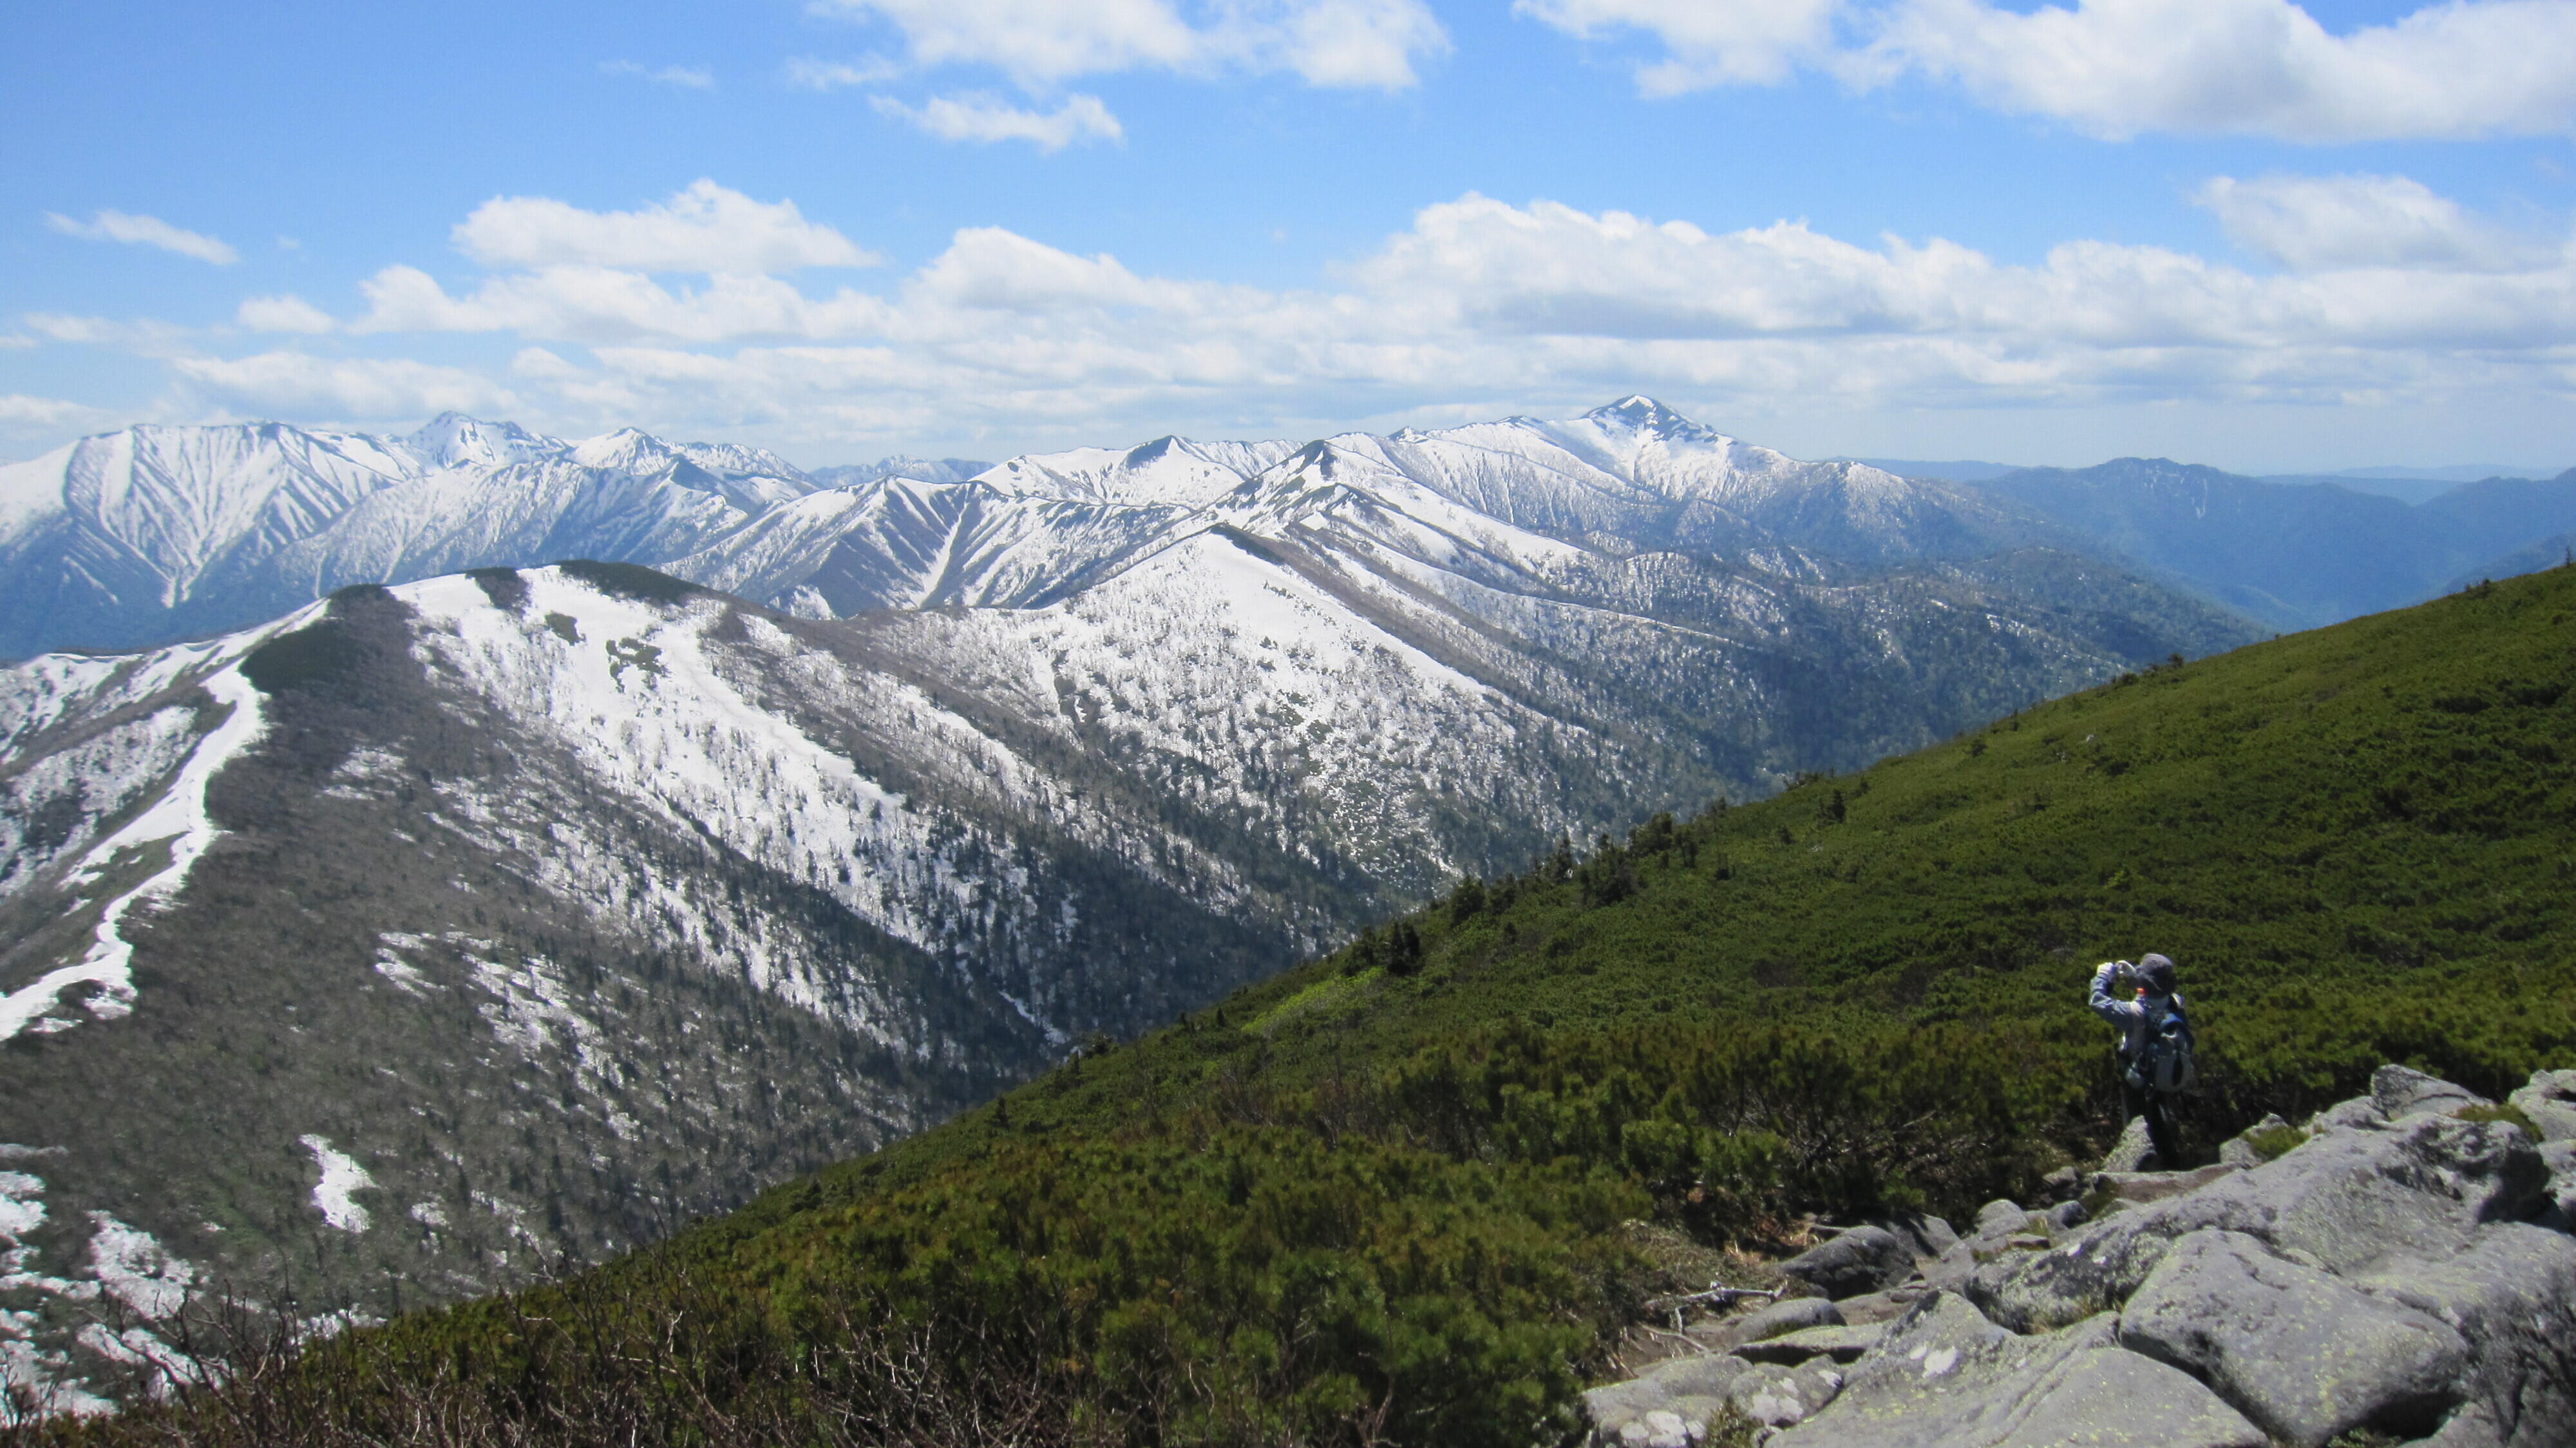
1971, 459, 2576, 629
2334, 462, 2555, 484
806, 455, 992, 488
0, 399, 2262, 1406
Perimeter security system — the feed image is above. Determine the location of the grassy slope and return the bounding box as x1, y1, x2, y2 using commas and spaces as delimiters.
32, 566, 2576, 1447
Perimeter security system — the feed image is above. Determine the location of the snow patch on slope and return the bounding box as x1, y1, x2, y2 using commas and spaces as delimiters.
1, 663, 274, 1045
299, 1137, 374, 1234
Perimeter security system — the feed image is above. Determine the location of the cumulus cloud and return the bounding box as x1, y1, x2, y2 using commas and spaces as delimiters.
44, 209, 239, 265
171, 353, 517, 419
873, 93, 1124, 149
600, 60, 715, 88
47, 175, 2576, 450
815, 0, 1448, 90
351, 264, 895, 343
237, 294, 338, 334
2195, 174, 2560, 273
452, 180, 879, 274
1520, 0, 2576, 142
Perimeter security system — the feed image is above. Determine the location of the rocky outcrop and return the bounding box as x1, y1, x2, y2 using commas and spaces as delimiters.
1777, 1227, 1917, 1301
1770, 1295, 2263, 1448
1966, 1110, 2544, 1334
1737, 1297, 1845, 1342
2120, 1229, 2467, 1446
1584, 1064, 2576, 1448
2509, 1069, 2576, 1143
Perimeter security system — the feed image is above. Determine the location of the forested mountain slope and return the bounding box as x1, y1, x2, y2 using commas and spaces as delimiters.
1972, 458, 2576, 629
28, 563, 2573, 1443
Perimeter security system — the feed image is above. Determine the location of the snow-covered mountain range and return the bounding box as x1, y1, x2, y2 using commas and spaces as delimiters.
0, 399, 2260, 1409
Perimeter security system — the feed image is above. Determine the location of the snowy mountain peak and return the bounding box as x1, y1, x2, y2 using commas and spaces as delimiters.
1581, 395, 1718, 444
405, 413, 558, 470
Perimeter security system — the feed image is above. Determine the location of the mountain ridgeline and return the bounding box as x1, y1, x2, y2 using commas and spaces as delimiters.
0, 400, 2273, 1413
16, 557, 2573, 1446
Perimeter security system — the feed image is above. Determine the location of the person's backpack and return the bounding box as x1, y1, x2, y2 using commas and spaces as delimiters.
2126, 998, 2197, 1095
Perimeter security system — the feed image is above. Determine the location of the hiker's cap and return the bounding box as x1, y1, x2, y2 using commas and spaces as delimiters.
2137, 953, 2177, 995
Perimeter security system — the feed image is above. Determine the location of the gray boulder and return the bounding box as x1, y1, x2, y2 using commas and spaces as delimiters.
2217, 1112, 2293, 1169
1969, 1111, 2545, 1333
1873, 1213, 1956, 1261
2092, 1161, 2237, 1206
1781, 1226, 1916, 1300
2307, 1095, 2387, 1132
2366, 1224, 2576, 1448
1739, 1295, 1845, 1342
1970, 1199, 2026, 1241
2537, 1141, 2576, 1234
2376, 1064, 2491, 1119
2507, 1069, 2576, 1144
1729, 1359, 1846, 1429
1584, 1353, 1751, 1446
2118, 1228, 2468, 1447
1733, 1323, 1886, 1366
2099, 1116, 2157, 1172
1768, 1293, 2264, 1448
1917, 1240, 1979, 1292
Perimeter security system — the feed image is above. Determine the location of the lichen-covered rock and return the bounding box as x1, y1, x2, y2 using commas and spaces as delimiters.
2091, 1162, 2237, 1206
2374, 1064, 2490, 1120
1972, 1199, 2027, 1241
1584, 1354, 1752, 1446
2117, 1228, 2467, 1447
2099, 1116, 2157, 1172
1734, 1324, 1886, 1366
2306, 1094, 2387, 1132
2366, 1224, 2576, 1448
1739, 1295, 1845, 1342
1729, 1360, 1837, 1429
1969, 1112, 2545, 1334
2507, 1069, 2576, 1144
2536, 1140, 2576, 1234
1768, 1292, 2264, 1448
1781, 1226, 1917, 1300
2218, 1113, 2291, 1170
1873, 1213, 1957, 1261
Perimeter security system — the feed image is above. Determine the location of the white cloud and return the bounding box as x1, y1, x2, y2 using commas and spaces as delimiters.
65, 175, 2576, 453
171, 354, 516, 420
352, 264, 896, 343
815, 0, 1448, 90
601, 60, 715, 89
19, 314, 193, 350
44, 209, 239, 265
1520, 0, 2576, 142
2197, 173, 2559, 272
452, 180, 879, 274
511, 347, 583, 380
1515, 0, 1842, 89
1865, 0, 2576, 141
0, 394, 104, 429
873, 93, 1124, 149
237, 294, 339, 334
786, 55, 903, 89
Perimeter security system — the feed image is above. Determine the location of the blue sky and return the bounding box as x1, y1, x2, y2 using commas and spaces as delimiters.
6, 0, 2576, 472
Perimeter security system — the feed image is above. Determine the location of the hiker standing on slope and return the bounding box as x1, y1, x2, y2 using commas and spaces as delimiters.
2090, 953, 2193, 1169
